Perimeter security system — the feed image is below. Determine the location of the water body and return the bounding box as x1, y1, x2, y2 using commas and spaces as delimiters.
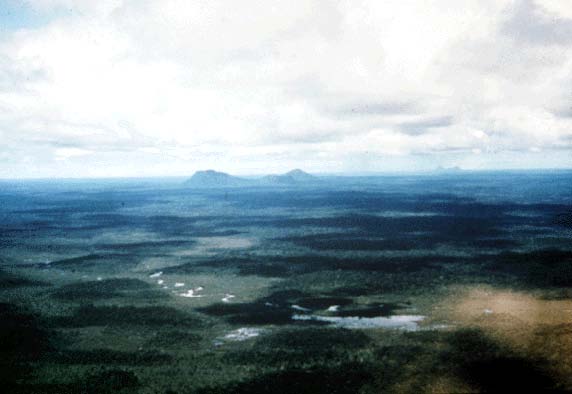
292, 314, 426, 330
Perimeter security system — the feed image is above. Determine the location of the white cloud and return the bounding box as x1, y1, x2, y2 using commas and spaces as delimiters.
0, 0, 571, 177
54, 147, 92, 160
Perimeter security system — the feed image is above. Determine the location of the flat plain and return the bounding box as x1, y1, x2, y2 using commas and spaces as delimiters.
1, 171, 571, 393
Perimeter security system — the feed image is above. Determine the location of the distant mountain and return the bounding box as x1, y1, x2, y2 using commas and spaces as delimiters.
185, 169, 317, 188
261, 169, 317, 185
285, 169, 316, 182
184, 170, 251, 188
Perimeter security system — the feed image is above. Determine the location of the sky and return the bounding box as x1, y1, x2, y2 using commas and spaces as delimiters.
0, 0, 571, 178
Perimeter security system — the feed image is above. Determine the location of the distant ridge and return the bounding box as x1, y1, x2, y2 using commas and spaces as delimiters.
184, 170, 251, 187
261, 169, 317, 185
285, 169, 316, 182
185, 169, 317, 188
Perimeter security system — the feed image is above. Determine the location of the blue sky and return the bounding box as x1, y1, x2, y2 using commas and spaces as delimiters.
0, 0, 55, 31
0, 0, 571, 178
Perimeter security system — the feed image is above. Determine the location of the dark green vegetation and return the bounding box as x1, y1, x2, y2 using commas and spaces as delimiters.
0, 171, 571, 393
295, 296, 353, 309
198, 327, 567, 394
144, 330, 202, 348
50, 278, 164, 301
0, 268, 48, 288
196, 302, 296, 325
225, 327, 372, 366
0, 303, 53, 388
439, 329, 557, 393
52, 305, 202, 328
50, 349, 172, 366
196, 363, 374, 394
491, 249, 572, 287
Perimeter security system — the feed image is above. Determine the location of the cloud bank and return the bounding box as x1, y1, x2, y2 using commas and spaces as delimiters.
1, 0, 571, 177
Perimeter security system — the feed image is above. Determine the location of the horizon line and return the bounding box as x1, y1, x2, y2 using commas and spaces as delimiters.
2, 167, 572, 182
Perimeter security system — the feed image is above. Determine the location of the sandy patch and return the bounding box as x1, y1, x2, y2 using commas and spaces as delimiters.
438, 286, 572, 381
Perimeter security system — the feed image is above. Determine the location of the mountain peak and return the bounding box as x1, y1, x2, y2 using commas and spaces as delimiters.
284, 169, 315, 181
285, 168, 309, 175
260, 169, 316, 185
195, 169, 226, 176
185, 170, 248, 187
185, 169, 318, 188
